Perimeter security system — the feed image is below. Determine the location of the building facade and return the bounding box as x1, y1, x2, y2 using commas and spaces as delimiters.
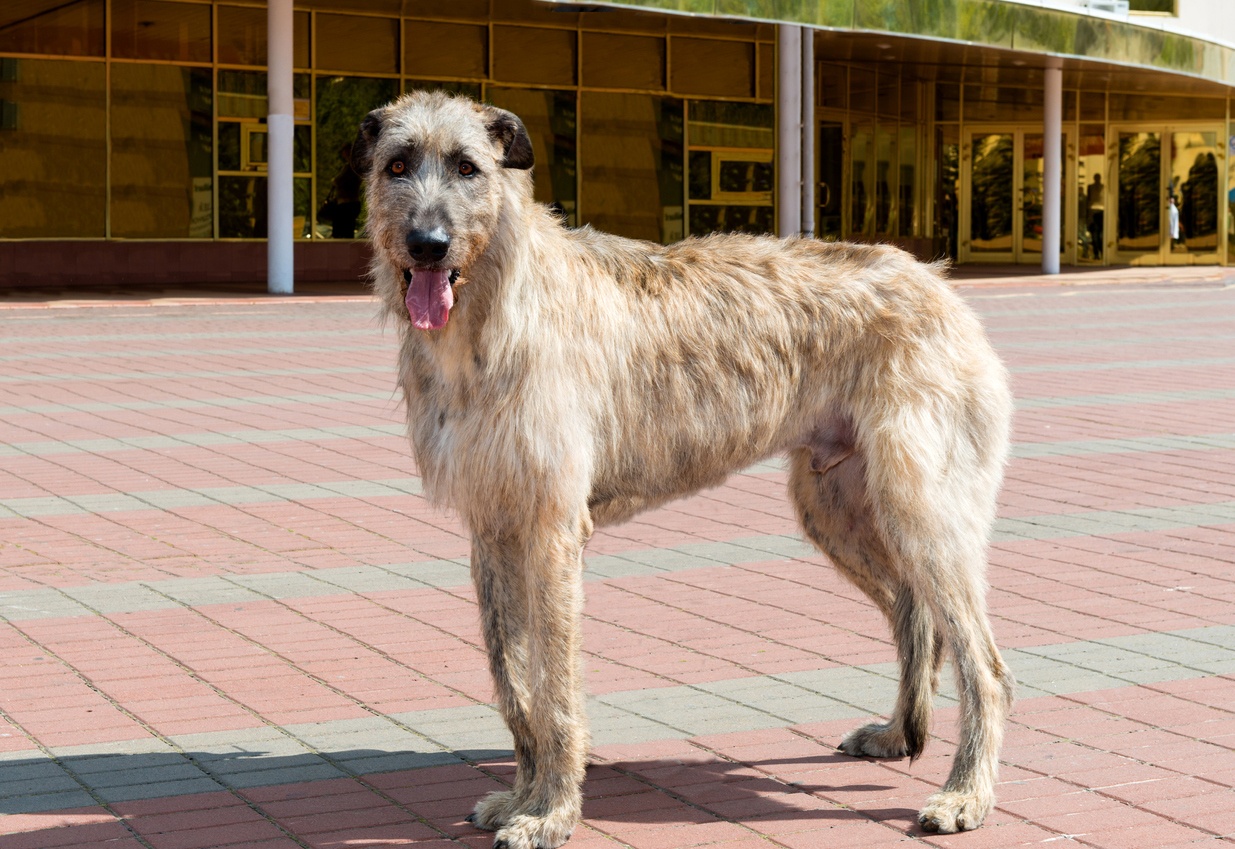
1, 0, 1233, 285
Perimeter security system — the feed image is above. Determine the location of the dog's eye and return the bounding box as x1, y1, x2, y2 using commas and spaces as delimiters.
458, 161, 476, 177
389, 160, 405, 175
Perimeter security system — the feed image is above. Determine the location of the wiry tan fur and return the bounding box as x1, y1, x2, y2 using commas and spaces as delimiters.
354, 90, 1016, 849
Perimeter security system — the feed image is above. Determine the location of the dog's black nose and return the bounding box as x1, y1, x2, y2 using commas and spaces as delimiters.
406, 228, 451, 263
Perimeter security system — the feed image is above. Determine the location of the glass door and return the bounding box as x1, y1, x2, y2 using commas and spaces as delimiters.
817, 120, 844, 240
1113, 127, 1222, 265
962, 128, 1067, 264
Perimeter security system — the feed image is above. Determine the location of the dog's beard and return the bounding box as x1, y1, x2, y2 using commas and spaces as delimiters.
404, 268, 455, 330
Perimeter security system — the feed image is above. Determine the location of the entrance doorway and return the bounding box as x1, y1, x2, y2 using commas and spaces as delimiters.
961, 128, 1068, 264
1112, 128, 1223, 265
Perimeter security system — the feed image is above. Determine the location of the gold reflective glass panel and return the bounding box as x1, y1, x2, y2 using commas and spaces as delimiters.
687, 101, 773, 238
1171, 131, 1219, 255
1077, 127, 1106, 262
1116, 131, 1161, 254
670, 37, 753, 98
405, 21, 487, 80
0, 0, 104, 56
111, 0, 211, 64
488, 87, 577, 225
0, 58, 105, 237
110, 64, 213, 238
314, 76, 398, 238
582, 32, 664, 91
317, 14, 398, 74
492, 26, 576, 87
582, 92, 682, 242
217, 7, 311, 69
970, 133, 1014, 253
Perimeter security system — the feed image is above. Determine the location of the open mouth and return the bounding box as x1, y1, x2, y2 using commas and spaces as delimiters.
402, 267, 461, 330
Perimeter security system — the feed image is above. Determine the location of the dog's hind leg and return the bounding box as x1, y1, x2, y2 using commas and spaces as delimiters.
788, 444, 940, 762
468, 516, 590, 849
860, 415, 1015, 835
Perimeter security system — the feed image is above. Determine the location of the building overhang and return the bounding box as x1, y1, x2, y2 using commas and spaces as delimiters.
551, 0, 1235, 91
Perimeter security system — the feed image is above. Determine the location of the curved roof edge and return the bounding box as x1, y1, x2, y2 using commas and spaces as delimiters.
560, 0, 1235, 88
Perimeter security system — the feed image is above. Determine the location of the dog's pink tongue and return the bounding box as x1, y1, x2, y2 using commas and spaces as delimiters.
407, 269, 454, 330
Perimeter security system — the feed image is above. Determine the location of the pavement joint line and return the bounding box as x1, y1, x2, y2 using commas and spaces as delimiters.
0, 477, 423, 519
0, 389, 396, 419
0, 425, 407, 459
5, 431, 1235, 518
8, 354, 1235, 387
5, 492, 1235, 621
0, 342, 389, 365
1, 624, 1231, 814
0, 364, 389, 385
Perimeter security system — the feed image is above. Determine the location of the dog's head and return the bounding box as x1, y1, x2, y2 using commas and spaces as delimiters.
351, 91, 534, 331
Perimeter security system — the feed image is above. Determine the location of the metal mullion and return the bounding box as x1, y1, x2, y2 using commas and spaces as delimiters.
212, 0, 220, 242
104, 0, 112, 239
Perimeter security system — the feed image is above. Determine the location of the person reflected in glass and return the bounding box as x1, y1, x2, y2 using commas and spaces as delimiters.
329, 142, 363, 239
1086, 174, 1104, 259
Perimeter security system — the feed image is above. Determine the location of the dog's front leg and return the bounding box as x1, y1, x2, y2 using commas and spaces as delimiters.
468, 523, 588, 849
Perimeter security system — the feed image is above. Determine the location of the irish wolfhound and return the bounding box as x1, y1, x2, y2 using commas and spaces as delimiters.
353, 91, 1015, 849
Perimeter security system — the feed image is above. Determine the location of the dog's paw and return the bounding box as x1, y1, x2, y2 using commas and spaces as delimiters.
838, 721, 910, 758
469, 790, 521, 832
492, 811, 576, 849
918, 790, 992, 833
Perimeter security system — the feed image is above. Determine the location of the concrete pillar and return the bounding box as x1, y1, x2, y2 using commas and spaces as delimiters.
267, 0, 294, 294
800, 28, 815, 237
1042, 58, 1063, 275
776, 25, 802, 238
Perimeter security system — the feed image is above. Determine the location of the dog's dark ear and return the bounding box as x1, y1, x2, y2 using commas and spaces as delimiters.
484, 107, 534, 171
351, 109, 384, 177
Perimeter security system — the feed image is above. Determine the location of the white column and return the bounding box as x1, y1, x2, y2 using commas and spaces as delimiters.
267, 0, 295, 294
800, 27, 815, 237
776, 24, 802, 238
1042, 57, 1063, 275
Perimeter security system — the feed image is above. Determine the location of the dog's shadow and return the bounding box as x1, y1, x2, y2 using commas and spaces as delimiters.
0, 746, 924, 840
580, 751, 925, 835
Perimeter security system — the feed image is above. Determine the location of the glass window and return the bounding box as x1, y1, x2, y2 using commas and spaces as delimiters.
757, 42, 774, 101
111, 0, 211, 64
405, 21, 487, 80
317, 14, 398, 74
1079, 91, 1104, 121
850, 123, 872, 235
0, 0, 104, 56
1077, 126, 1105, 262
687, 101, 773, 238
0, 59, 106, 237
492, 26, 576, 86
110, 64, 213, 238
217, 7, 310, 68
403, 79, 482, 99
582, 32, 664, 91
1129, 0, 1173, 11
581, 92, 682, 243
1108, 93, 1224, 122
936, 125, 960, 259
936, 83, 960, 121
403, 0, 489, 19
315, 76, 397, 238
219, 175, 311, 239
898, 125, 916, 237
487, 87, 578, 226
963, 85, 1043, 122
671, 38, 753, 98
819, 64, 846, 111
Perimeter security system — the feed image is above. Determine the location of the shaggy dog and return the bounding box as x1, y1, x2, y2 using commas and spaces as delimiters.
352, 91, 1014, 849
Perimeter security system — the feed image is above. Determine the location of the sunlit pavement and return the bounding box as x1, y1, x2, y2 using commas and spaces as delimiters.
1, 270, 1233, 848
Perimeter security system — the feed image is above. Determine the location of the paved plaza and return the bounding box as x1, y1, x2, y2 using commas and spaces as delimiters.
1, 274, 1233, 848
